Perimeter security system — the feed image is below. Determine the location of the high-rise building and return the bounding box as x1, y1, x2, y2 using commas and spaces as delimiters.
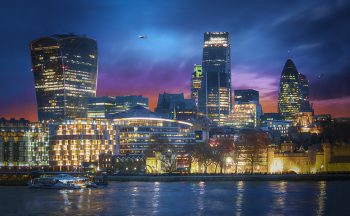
234, 89, 259, 104
199, 32, 231, 125
191, 64, 203, 107
30, 34, 98, 122
278, 59, 310, 120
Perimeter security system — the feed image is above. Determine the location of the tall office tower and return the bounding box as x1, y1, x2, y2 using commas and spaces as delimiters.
191, 64, 203, 107
278, 58, 310, 120
232, 89, 262, 127
234, 89, 259, 104
30, 34, 98, 122
199, 32, 231, 125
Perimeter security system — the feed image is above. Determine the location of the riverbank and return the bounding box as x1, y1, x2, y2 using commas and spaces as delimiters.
107, 174, 350, 182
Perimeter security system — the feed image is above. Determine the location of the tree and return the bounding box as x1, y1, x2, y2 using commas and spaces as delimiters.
211, 137, 234, 174
185, 141, 214, 174
146, 135, 177, 173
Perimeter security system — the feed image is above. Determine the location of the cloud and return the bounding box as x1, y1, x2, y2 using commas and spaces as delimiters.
310, 65, 350, 100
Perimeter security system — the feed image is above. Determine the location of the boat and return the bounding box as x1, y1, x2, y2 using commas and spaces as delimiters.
29, 174, 90, 189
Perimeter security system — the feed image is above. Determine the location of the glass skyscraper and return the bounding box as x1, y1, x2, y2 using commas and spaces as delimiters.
191, 64, 203, 107
199, 32, 231, 125
278, 58, 310, 120
30, 34, 98, 122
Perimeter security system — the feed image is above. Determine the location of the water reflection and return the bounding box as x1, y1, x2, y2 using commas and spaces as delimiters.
59, 190, 72, 213
268, 181, 287, 215
235, 181, 244, 216
196, 181, 206, 215
152, 182, 160, 215
316, 181, 327, 216
0, 181, 347, 216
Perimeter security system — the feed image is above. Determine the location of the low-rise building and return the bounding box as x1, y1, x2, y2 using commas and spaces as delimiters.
48, 119, 117, 170
0, 118, 49, 167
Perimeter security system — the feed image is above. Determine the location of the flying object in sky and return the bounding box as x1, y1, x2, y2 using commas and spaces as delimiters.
138, 35, 147, 39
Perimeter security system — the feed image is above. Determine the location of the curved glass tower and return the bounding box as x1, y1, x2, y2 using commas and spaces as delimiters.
278, 58, 309, 120
199, 32, 231, 125
30, 34, 98, 122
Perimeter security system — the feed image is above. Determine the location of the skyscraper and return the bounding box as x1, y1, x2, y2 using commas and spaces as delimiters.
191, 64, 203, 107
30, 34, 98, 122
199, 32, 231, 125
278, 58, 310, 120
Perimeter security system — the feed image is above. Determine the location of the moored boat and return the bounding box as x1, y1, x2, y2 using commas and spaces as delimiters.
29, 174, 89, 189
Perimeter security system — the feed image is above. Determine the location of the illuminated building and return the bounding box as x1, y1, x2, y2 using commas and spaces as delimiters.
268, 141, 350, 174
260, 113, 283, 127
225, 103, 259, 128
278, 58, 311, 120
0, 118, 49, 167
191, 64, 203, 107
234, 89, 259, 104
265, 120, 292, 137
155, 93, 196, 121
48, 119, 117, 170
199, 32, 231, 125
87, 96, 115, 118
114, 95, 149, 113
30, 34, 98, 122
113, 117, 196, 156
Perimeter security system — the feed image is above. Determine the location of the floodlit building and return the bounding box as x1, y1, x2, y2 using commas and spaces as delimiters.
268, 141, 350, 174
199, 32, 232, 125
0, 118, 49, 167
30, 34, 98, 122
48, 119, 117, 170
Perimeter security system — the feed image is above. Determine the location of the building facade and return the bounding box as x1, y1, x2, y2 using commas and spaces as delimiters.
48, 119, 117, 170
0, 118, 49, 167
114, 95, 149, 113
225, 103, 259, 128
199, 32, 232, 125
87, 96, 115, 118
234, 89, 259, 104
113, 117, 196, 156
30, 34, 98, 122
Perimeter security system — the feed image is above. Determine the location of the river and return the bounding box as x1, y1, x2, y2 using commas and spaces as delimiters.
0, 181, 348, 215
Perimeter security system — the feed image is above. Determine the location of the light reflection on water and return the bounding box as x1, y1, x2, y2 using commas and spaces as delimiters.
317, 181, 326, 216
235, 181, 244, 216
0, 181, 348, 215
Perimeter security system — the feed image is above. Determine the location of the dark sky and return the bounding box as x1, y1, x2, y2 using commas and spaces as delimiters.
1, 0, 350, 121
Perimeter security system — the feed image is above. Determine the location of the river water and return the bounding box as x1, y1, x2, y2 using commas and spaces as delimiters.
0, 181, 348, 215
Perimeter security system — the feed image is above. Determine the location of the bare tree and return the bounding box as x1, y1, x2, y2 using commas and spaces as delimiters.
146, 135, 177, 173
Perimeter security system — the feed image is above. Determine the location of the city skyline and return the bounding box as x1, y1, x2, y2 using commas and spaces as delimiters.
1, 0, 350, 121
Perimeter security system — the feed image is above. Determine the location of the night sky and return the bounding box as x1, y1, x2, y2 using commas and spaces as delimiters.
1, 0, 350, 121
